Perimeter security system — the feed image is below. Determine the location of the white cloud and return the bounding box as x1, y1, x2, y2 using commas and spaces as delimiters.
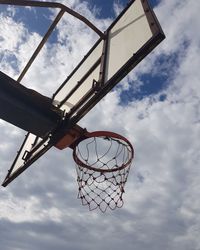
113, 1, 124, 17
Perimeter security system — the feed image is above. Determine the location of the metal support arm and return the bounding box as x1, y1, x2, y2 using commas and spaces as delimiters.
0, 0, 104, 38
0, 0, 105, 82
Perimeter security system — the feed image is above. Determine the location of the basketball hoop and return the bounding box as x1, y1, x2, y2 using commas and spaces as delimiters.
73, 131, 134, 212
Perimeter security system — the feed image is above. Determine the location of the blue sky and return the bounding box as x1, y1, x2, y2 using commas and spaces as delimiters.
0, 0, 200, 250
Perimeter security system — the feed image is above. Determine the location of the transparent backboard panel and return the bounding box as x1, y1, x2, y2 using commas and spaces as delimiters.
53, 0, 154, 114
10, 133, 38, 174
3, 133, 48, 185
53, 41, 103, 112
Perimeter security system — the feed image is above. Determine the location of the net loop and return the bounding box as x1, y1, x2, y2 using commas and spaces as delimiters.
73, 131, 134, 212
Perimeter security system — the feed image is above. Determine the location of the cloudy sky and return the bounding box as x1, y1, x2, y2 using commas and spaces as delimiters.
0, 0, 200, 249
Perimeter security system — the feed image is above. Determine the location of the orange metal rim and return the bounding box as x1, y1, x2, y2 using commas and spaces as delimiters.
73, 131, 134, 173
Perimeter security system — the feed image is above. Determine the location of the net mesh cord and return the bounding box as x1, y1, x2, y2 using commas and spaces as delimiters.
73, 133, 133, 212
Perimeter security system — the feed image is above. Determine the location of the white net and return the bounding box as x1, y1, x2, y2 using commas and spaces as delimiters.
73, 132, 134, 212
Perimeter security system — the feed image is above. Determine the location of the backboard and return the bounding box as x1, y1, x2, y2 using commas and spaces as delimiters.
53, 0, 165, 115
1, 0, 165, 187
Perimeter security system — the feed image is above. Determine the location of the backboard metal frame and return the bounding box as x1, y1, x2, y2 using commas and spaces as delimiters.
1, 0, 165, 187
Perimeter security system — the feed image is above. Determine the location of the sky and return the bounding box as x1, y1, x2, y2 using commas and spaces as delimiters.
0, 0, 200, 249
